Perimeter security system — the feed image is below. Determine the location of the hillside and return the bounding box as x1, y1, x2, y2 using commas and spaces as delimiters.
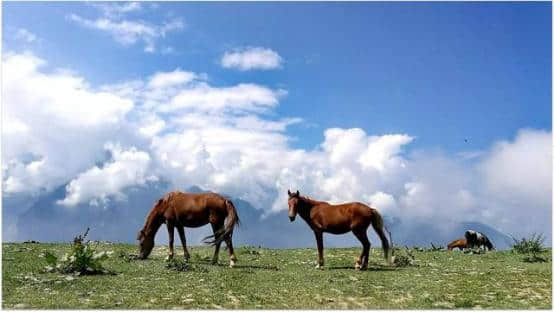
2, 243, 551, 309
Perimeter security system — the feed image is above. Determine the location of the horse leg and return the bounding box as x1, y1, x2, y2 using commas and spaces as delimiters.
314, 231, 324, 269
224, 234, 237, 268
166, 221, 175, 260
353, 228, 370, 270
176, 226, 190, 260
210, 223, 223, 265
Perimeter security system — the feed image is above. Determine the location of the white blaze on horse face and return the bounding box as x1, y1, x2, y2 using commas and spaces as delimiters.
287, 198, 298, 220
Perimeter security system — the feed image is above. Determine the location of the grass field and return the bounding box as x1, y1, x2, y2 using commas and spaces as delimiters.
2, 242, 551, 309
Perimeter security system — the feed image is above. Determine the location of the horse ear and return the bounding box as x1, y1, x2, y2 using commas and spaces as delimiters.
288, 189, 291, 196
137, 230, 144, 240
295, 190, 299, 196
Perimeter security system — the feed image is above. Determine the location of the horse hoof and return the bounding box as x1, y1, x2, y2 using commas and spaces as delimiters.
355, 264, 361, 270
165, 255, 174, 261
229, 260, 235, 268
315, 264, 323, 270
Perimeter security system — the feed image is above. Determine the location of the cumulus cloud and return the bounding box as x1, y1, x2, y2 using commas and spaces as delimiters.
2, 52, 135, 196
221, 47, 283, 71
68, 3, 184, 53
478, 129, 552, 237
58, 143, 153, 207
3, 50, 550, 241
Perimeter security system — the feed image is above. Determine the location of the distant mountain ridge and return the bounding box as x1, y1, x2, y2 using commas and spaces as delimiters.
7, 183, 514, 250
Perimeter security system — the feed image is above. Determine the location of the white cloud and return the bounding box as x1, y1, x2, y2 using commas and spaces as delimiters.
3, 51, 550, 241
367, 191, 397, 214
478, 129, 552, 236
58, 143, 153, 207
15, 28, 37, 43
68, 5, 184, 53
91, 2, 142, 18
147, 69, 199, 89
163, 83, 286, 114
2, 52, 135, 196
221, 47, 283, 71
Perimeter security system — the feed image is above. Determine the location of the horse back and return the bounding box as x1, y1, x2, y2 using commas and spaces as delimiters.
163, 192, 227, 227
311, 202, 373, 233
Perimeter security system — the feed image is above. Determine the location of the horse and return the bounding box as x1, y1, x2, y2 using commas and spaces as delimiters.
464, 230, 494, 251
447, 238, 467, 251
287, 190, 392, 270
137, 191, 240, 267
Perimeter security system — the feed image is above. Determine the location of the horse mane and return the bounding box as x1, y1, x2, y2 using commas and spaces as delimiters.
298, 195, 328, 206
141, 194, 173, 237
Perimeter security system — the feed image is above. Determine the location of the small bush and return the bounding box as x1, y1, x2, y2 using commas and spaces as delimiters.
512, 233, 548, 263
392, 247, 418, 267
42, 228, 114, 275
511, 233, 546, 255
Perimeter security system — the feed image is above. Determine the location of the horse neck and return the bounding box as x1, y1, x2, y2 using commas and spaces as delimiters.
143, 207, 164, 238
297, 197, 318, 220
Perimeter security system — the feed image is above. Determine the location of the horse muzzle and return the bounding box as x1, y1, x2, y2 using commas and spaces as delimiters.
289, 216, 296, 222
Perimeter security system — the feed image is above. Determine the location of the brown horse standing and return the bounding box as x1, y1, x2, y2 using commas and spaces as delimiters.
137, 191, 240, 267
287, 190, 392, 270
447, 238, 467, 251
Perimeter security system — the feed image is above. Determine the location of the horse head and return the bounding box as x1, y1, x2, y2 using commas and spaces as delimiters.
137, 228, 155, 259
137, 198, 165, 259
287, 189, 300, 222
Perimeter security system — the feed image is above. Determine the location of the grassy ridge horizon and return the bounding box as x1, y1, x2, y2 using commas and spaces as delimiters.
2, 243, 552, 309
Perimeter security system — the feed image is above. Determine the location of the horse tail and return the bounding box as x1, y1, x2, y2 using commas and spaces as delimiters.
371, 209, 392, 265
204, 199, 240, 246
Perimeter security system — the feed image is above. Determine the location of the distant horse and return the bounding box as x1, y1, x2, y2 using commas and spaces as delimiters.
287, 190, 392, 270
464, 230, 494, 251
447, 238, 467, 251
137, 191, 240, 267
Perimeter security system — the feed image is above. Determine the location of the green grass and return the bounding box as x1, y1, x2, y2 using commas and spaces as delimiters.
2, 243, 552, 309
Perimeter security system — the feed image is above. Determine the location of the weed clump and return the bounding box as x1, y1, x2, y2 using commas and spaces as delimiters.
241, 246, 261, 256
118, 250, 139, 262
429, 243, 444, 251
42, 228, 114, 275
511, 233, 548, 263
392, 247, 418, 267
165, 258, 209, 273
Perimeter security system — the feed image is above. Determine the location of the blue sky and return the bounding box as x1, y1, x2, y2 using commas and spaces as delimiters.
5, 2, 550, 151
2, 2, 552, 242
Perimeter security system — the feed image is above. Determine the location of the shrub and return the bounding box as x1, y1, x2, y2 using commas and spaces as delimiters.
511, 233, 548, 263
43, 228, 114, 275
392, 246, 418, 267
511, 233, 546, 255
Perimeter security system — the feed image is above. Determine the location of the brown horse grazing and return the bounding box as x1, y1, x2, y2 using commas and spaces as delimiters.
137, 191, 240, 267
287, 190, 392, 270
447, 238, 467, 251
